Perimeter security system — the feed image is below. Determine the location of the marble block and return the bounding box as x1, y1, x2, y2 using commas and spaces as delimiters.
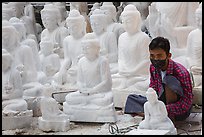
2, 110, 33, 130
38, 117, 70, 132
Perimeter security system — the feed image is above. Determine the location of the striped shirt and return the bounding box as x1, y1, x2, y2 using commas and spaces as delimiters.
149, 59, 193, 117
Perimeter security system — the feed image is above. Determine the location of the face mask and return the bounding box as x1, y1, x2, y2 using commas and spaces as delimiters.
150, 58, 167, 69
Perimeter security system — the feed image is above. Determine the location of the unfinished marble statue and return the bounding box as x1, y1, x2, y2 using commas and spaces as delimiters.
53, 9, 86, 90
148, 2, 199, 58
40, 3, 69, 58
70, 2, 92, 33
186, 3, 202, 105
90, 9, 118, 74
2, 49, 33, 130
39, 40, 61, 84
111, 4, 151, 108
138, 88, 177, 135
38, 84, 70, 132
100, 2, 125, 45
63, 33, 117, 123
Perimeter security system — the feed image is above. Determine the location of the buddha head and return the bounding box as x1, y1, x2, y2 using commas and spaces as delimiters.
8, 2, 26, 18
82, 33, 100, 61
66, 9, 86, 39
2, 20, 20, 53
146, 88, 158, 104
90, 9, 107, 35
9, 17, 27, 41
100, 2, 117, 23
121, 4, 142, 35
41, 4, 62, 31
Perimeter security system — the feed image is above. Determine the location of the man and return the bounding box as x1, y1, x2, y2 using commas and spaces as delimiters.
124, 36, 193, 121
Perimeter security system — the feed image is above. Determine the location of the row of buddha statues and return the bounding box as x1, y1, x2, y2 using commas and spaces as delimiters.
2, 2, 202, 132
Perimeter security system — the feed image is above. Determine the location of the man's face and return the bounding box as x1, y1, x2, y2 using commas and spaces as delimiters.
149, 48, 167, 60
149, 48, 171, 70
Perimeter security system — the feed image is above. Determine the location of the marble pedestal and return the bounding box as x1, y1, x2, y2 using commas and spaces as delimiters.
63, 103, 117, 123
38, 117, 70, 132
2, 110, 33, 130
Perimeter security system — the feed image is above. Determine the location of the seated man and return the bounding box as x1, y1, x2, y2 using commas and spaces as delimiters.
63, 33, 116, 122
124, 37, 193, 122
138, 88, 177, 135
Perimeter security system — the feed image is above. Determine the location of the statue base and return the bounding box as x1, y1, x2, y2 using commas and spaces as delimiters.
63, 103, 117, 123
38, 117, 70, 132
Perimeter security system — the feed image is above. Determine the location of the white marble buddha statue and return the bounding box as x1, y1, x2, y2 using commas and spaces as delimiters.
2, 49, 31, 116
40, 3, 69, 58
53, 9, 86, 90
90, 9, 118, 74
100, 2, 125, 45
63, 33, 117, 122
186, 3, 202, 105
38, 84, 70, 132
138, 88, 177, 135
112, 4, 151, 90
39, 40, 61, 84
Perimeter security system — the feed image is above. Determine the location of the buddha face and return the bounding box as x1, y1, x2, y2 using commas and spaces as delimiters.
122, 14, 140, 34
90, 17, 105, 35
82, 42, 99, 61
41, 13, 58, 31
67, 19, 85, 38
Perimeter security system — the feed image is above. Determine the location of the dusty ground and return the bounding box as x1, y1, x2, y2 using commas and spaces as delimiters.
2, 106, 202, 135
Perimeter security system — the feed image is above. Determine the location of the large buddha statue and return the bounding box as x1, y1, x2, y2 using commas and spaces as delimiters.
40, 3, 69, 58
138, 88, 177, 135
111, 4, 151, 108
63, 33, 117, 123
100, 2, 125, 46
53, 9, 86, 90
90, 9, 118, 74
2, 49, 33, 130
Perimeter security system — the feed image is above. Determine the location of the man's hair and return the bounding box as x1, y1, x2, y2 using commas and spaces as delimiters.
149, 37, 170, 54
